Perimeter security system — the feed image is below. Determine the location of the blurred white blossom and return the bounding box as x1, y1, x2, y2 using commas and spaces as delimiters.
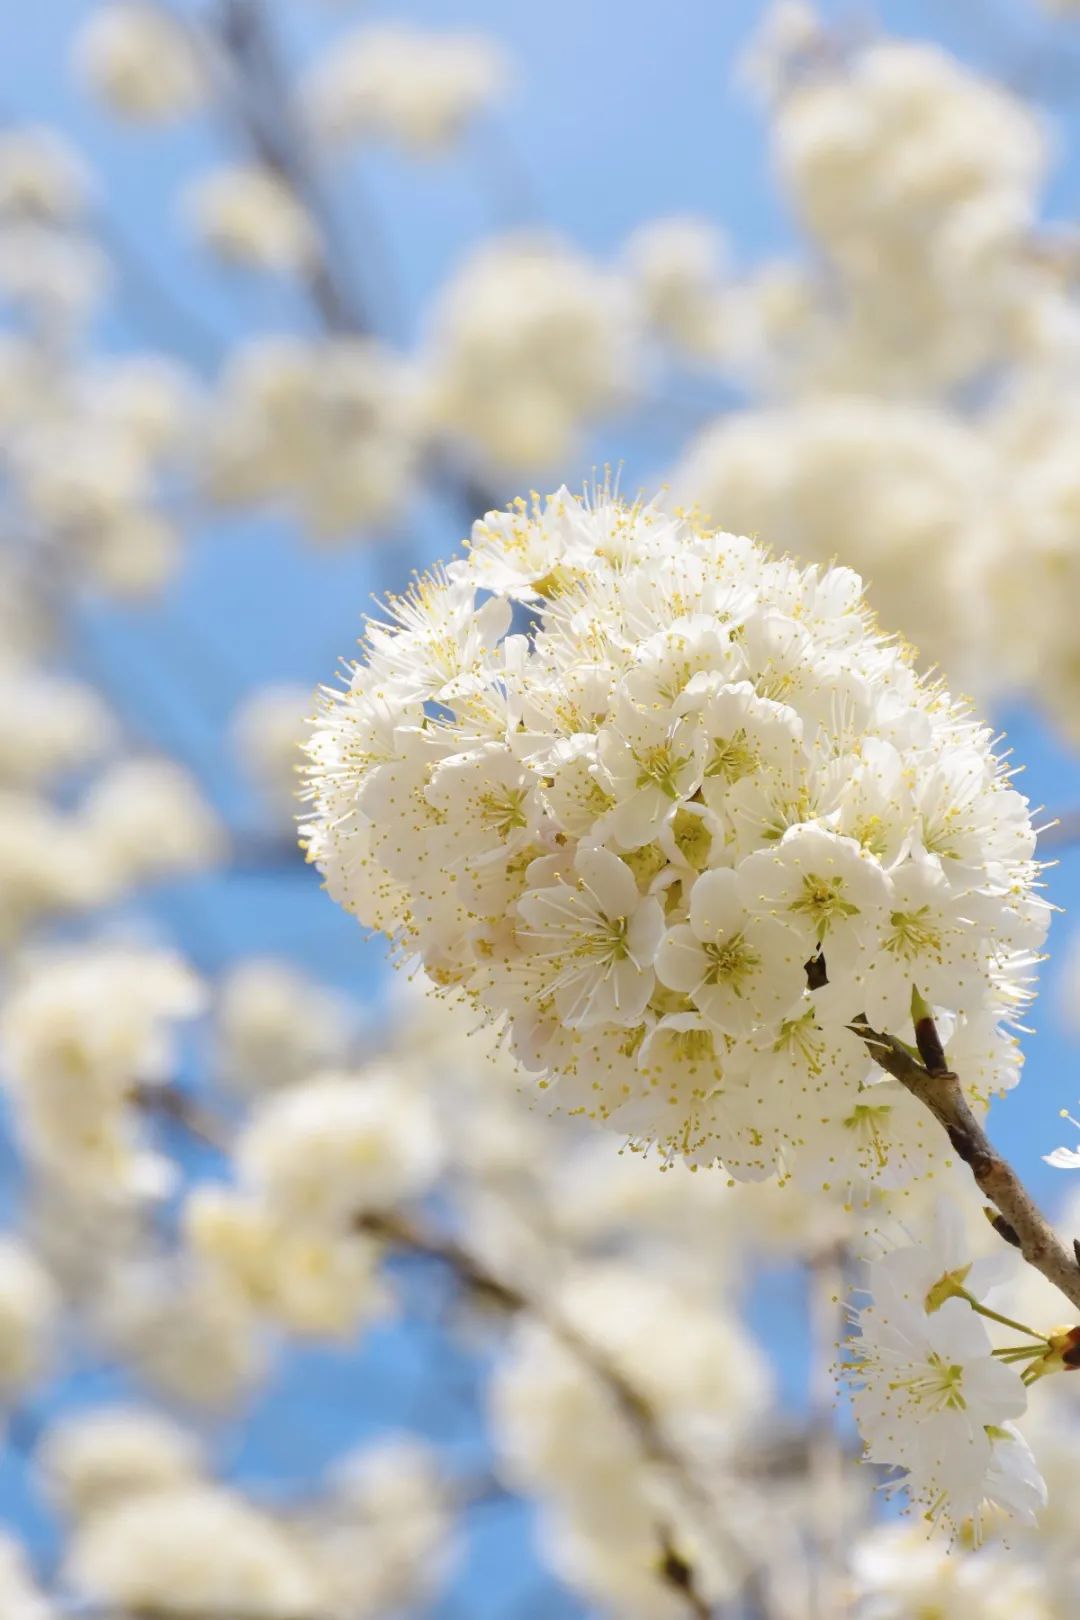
303, 24, 509, 154
424, 238, 637, 470
186, 166, 318, 275
0, 1237, 59, 1399
232, 683, 311, 818
0, 945, 203, 1198
81, 758, 224, 884
296, 1437, 457, 1620
215, 958, 354, 1093
625, 216, 729, 360
76, 2, 206, 122
206, 337, 421, 539
66, 1483, 323, 1618
39, 1405, 204, 1519
673, 397, 997, 682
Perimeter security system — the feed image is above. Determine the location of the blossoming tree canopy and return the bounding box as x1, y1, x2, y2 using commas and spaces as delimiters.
304, 487, 1048, 1186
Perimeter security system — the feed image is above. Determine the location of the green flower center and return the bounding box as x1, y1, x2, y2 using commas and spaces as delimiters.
789, 872, 859, 934
477, 786, 529, 837
702, 933, 761, 991
576, 914, 630, 964
885, 906, 942, 958
890, 1352, 967, 1413
844, 1101, 893, 1170
705, 731, 759, 785
635, 742, 689, 799
670, 809, 712, 871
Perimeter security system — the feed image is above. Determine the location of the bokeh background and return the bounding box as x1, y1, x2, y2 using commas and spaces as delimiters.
4, 3, 1080, 1617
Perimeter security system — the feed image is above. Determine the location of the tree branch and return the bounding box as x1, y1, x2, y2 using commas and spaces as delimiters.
850, 1015, 1080, 1313
357, 1209, 737, 1618
212, 0, 370, 335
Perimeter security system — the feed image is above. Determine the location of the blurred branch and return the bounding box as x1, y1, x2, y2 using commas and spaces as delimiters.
358, 1208, 740, 1620
208, 0, 506, 522
131, 1080, 231, 1152
212, 0, 370, 336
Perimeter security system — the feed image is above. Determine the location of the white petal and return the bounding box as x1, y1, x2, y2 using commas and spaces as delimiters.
688, 866, 742, 943
654, 926, 707, 993
1044, 1146, 1080, 1169
574, 845, 637, 919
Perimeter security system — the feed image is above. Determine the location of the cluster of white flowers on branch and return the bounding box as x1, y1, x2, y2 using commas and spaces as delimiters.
302, 485, 1080, 1544
304, 488, 1047, 1184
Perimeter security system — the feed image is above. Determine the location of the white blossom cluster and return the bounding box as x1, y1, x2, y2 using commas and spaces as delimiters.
0, 1388, 464, 1620
624, 216, 730, 361
424, 238, 637, 472
180, 978, 815, 1617
24, 0, 1080, 758
0, 130, 196, 596
214, 957, 354, 1093
0, 945, 204, 1203
232, 683, 314, 822
493, 1261, 769, 1616
204, 338, 421, 539
0, 1236, 59, 1399
0, 341, 197, 599
653, 9, 1080, 739
982, 378, 1080, 746
0, 128, 105, 339
0, 934, 1071, 1611
0, 756, 222, 954
75, 3, 206, 123
0, 1534, 54, 1620
848, 1215, 1046, 1538
673, 397, 997, 684
851, 1523, 1060, 1619
186, 1066, 440, 1336
36, 1403, 454, 1620
306, 489, 1047, 1184
185, 165, 319, 276
758, 31, 1050, 395
302, 24, 509, 155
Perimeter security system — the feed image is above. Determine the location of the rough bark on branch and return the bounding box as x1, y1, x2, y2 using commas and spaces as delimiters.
851, 1016, 1080, 1313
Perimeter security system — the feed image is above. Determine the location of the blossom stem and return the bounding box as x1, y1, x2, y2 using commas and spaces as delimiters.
850, 1013, 1080, 1313
961, 1295, 1049, 1342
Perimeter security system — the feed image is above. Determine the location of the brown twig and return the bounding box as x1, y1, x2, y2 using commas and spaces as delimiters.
212, 0, 369, 336
357, 1209, 730, 1618
130, 1081, 230, 1152
850, 1014, 1080, 1313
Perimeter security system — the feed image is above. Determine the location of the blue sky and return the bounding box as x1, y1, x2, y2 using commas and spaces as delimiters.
6, 1, 1080, 1611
